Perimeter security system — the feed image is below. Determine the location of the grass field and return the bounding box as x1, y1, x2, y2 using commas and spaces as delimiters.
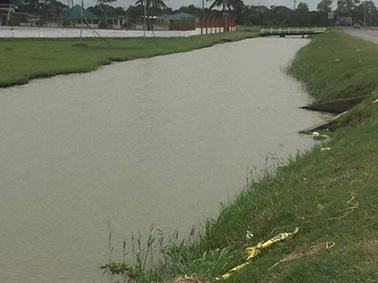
101, 30, 378, 282
288, 31, 378, 104
0, 31, 257, 88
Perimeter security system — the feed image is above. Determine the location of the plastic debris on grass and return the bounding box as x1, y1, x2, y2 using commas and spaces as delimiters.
312, 132, 329, 140
329, 192, 359, 220
246, 231, 254, 240
215, 227, 299, 280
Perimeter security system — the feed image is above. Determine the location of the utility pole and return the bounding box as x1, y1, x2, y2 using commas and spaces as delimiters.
202, 0, 204, 35
223, 0, 227, 32
80, 0, 83, 40
143, 0, 146, 37
364, 0, 367, 27
202, 0, 204, 19
293, 0, 297, 10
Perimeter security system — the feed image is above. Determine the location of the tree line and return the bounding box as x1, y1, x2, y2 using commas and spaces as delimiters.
10, 0, 378, 26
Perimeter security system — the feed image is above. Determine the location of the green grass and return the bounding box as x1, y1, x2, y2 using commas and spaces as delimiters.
288, 31, 378, 104
235, 25, 261, 32
0, 30, 257, 88
101, 30, 378, 282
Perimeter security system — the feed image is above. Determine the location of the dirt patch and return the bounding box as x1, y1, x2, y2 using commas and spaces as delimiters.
357, 238, 378, 263
266, 241, 335, 282
270, 242, 335, 270
253, 208, 272, 230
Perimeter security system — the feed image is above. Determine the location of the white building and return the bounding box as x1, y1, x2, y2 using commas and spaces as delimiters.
0, 0, 14, 26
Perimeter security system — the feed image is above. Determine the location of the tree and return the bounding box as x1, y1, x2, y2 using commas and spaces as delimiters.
208, 0, 226, 12
317, 0, 333, 14
175, 5, 206, 17
207, 0, 244, 14
134, 0, 167, 30
42, 0, 68, 19
336, 0, 360, 15
297, 2, 309, 13
96, 0, 117, 28
135, 0, 167, 10
97, 0, 117, 7
88, 5, 126, 16
352, 1, 377, 25
12, 0, 67, 16
317, 0, 333, 25
242, 5, 273, 26
292, 2, 310, 26
12, 0, 43, 14
270, 5, 292, 25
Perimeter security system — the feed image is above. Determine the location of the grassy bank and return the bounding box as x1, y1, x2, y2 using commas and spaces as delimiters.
288, 31, 378, 104
0, 31, 257, 88
101, 31, 378, 282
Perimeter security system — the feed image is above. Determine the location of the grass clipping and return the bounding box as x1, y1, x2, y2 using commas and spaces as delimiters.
269, 241, 336, 270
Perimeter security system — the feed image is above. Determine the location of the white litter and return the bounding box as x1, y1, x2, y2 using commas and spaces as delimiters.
246, 231, 254, 240
312, 132, 329, 140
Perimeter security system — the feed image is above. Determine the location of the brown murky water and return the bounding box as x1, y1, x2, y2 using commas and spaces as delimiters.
0, 38, 325, 282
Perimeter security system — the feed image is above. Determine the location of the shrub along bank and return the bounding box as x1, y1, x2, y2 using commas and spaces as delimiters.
101, 31, 378, 282
0, 31, 257, 88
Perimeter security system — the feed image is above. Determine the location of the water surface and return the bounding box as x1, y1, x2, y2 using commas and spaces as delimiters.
0, 37, 324, 282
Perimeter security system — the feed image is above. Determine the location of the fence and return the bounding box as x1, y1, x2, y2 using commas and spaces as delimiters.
0, 15, 236, 38
199, 15, 236, 34
0, 26, 204, 38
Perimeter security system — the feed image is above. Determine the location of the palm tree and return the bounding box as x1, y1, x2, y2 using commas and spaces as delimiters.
97, 0, 116, 28
207, 0, 243, 27
207, 0, 243, 13
135, 0, 167, 30
135, 0, 167, 10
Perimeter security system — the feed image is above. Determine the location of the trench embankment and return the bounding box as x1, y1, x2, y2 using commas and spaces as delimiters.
0, 31, 258, 89
133, 29, 378, 283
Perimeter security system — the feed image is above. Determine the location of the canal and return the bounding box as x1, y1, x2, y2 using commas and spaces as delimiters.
0, 37, 325, 282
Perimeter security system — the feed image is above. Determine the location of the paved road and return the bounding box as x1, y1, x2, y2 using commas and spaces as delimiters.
344, 28, 378, 44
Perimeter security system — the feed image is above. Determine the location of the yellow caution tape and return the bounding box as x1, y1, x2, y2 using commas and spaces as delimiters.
215, 227, 299, 280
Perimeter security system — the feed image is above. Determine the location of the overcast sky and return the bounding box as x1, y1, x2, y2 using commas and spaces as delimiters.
72, 0, 330, 11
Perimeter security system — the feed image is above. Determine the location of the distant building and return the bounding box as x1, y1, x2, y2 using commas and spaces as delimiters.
168, 12, 197, 31
11, 12, 40, 27
61, 5, 99, 28
0, 0, 13, 26
0, 0, 41, 27
96, 15, 129, 29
